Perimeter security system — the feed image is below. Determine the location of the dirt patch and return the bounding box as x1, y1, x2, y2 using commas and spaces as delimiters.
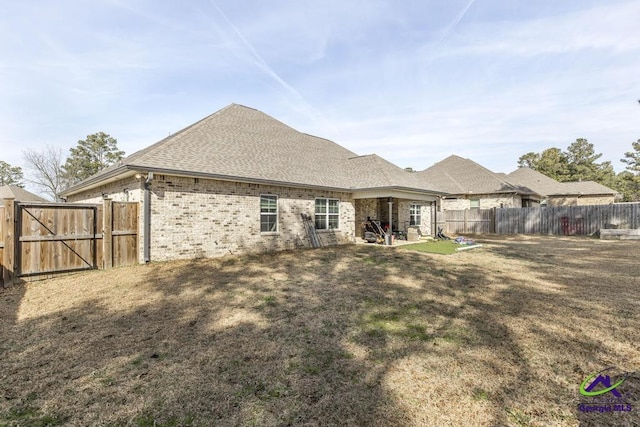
1, 235, 638, 426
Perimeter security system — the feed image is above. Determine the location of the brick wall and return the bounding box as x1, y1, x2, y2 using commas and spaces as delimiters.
546, 195, 615, 206
66, 176, 144, 204
442, 194, 522, 210
397, 200, 433, 236
69, 174, 355, 261
577, 195, 615, 206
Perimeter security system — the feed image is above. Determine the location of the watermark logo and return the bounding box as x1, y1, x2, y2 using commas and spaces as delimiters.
580, 367, 628, 398
578, 367, 635, 415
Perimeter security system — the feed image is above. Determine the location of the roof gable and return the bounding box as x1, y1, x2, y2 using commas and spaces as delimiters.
506, 167, 566, 196
418, 155, 527, 195
0, 185, 47, 203
507, 168, 618, 196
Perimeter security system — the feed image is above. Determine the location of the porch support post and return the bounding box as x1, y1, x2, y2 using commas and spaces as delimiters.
387, 197, 393, 245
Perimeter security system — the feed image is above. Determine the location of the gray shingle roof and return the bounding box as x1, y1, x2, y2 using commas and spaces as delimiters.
506, 167, 618, 196
0, 185, 47, 203
506, 167, 565, 196
418, 155, 534, 195
62, 104, 442, 195
346, 154, 432, 190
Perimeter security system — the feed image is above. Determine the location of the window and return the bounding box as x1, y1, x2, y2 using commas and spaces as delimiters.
315, 198, 339, 230
470, 199, 480, 209
260, 195, 278, 232
409, 204, 421, 226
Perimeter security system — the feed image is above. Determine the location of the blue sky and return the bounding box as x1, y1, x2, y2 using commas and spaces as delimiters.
1, 0, 639, 185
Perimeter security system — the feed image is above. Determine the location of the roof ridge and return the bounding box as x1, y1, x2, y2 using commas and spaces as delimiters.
129, 104, 240, 165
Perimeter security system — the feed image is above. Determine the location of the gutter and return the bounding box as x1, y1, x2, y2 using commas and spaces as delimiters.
62, 166, 448, 198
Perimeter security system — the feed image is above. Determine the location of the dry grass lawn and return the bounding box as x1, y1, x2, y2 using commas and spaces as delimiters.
1, 235, 639, 426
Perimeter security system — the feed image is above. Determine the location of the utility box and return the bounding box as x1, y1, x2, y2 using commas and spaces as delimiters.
407, 227, 420, 242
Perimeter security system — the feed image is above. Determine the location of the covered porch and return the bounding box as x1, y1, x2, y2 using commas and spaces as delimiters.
353, 189, 439, 244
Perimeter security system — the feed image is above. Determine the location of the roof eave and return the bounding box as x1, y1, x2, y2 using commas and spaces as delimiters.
60, 166, 139, 197
63, 165, 359, 196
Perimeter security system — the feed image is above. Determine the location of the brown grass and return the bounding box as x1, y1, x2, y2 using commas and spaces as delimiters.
0, 235, 639, 426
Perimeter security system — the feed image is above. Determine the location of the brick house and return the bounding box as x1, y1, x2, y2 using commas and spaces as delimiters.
506, 167, 618, 206
61, 104, 444, 262
418, 155, 542, 210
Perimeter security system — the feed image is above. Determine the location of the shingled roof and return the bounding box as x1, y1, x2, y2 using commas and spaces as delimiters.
62, 104, 440, 196
417, 155, 536, 195
346, 154, 432, 190
507, 167, 618, 196
0, 185, 47, 204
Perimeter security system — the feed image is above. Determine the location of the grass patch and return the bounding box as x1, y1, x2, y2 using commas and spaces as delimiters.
1, 237, 638, 426
399, 240, 459, 254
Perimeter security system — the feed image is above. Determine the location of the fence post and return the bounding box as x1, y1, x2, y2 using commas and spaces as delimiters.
490, 207, 496, 233
102, 199, 113, 270
2, 199, 15, 287
464, 209, 468, 233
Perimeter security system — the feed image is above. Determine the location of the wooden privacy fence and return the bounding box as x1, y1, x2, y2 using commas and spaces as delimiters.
494, 203, 640, 235
441, 203, 640, 236
1, 199, 138, 287
441, 209, 495, 234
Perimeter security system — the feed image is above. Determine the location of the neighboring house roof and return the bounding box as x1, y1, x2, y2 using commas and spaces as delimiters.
506, 167, 618, 196
561, 181, 618, 196
506, 167, 566, 196
418, 155, 538, 196
62, 104, 442, 196
0, 185, 47, 204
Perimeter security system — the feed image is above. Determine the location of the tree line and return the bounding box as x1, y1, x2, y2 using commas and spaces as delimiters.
518, 138, 640, 202
1, 132, 124, 200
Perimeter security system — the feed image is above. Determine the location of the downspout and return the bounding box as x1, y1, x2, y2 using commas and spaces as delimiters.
140, 172, 154, 263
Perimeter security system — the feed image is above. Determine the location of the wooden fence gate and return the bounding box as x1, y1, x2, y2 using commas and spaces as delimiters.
17, 203, 99, 277
1, 199, 138, 286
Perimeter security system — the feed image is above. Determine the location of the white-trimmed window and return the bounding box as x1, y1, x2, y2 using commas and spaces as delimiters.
409, 204, 421, 226
260, 195, 278, 232
470, 198, 480, 209
315, 198, 339, 230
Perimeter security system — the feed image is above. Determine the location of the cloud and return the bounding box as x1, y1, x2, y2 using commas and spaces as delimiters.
440, 1, 640, 57
0, 0, 638, 177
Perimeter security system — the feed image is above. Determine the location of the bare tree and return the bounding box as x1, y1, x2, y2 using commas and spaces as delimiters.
22, 146, 66, 201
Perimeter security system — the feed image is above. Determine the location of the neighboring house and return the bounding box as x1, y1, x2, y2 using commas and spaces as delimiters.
61, 104, 444, 262
0, 185, 47, 205
417, 155, 541, 210
506, 167, 618, 206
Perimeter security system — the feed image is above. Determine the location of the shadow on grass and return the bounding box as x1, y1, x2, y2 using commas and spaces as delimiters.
1, 240, 638, 426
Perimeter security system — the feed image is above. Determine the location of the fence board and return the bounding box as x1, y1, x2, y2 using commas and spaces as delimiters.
493, 203, 640, 236
444, 209, 493, 234
112, 202, 138, 268
447, 203, 640, 236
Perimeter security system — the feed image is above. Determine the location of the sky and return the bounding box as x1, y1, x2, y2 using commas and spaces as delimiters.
1, 0, 639, 190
